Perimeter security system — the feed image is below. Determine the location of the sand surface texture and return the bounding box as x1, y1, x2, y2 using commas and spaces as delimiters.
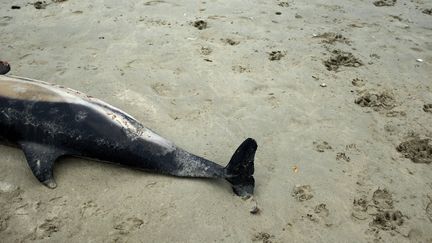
1, 0, 432, 242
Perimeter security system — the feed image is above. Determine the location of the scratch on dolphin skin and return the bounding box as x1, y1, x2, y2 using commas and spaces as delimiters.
1, 111, 10, 119
36, 159, 41, 173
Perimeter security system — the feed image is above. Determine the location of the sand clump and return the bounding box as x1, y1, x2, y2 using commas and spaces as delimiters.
314, 32, 350, 44
355, 91, 395, 110
423, 104, 432, 113
193, 20, 207, 30
397, 138, 432, 164
292, 185, 313, 201
268, 51, 285, 61
324, 50, 363, 71
252, 232, 274, 243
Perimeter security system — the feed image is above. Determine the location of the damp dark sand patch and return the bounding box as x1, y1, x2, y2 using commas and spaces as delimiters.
355, 91, 395, 111
268, 51, 285, 61
324, 50, 363, 71
192, 20, 207, 30
373, 0, 396, 7
423, 104, 432, 113
396, 138, 432, 164
314, 32, 350, 45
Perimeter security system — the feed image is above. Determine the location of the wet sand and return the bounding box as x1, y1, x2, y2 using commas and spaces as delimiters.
1, 0, 432, 242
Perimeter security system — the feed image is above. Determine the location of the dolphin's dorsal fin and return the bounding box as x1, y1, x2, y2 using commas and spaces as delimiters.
19, 142, 65, 189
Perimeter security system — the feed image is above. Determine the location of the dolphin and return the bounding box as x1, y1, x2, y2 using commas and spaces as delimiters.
0, 72, 257, 197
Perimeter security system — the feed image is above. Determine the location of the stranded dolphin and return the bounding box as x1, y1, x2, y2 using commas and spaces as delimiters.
0, 74, 257, 197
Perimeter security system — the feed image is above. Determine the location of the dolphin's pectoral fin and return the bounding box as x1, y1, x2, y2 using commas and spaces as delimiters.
19, 142, 65, 189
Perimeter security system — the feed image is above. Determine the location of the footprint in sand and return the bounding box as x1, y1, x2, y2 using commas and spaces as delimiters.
200, 46, 212, 55
292, 185, 313, 201
151, 82, 173, 97
32, 217, 61, 240
313, 140, 332, 152
80, 200, 102, 218
371, 210, 404, 230
324, 49, 363, 71
396, 137, 432, 164
113, 217, 144, 235
336, 152, 351, 162
355, 90, 396, 111
268, 51, 285, 61
252, 232, 274, 243
423, 104, 432, 113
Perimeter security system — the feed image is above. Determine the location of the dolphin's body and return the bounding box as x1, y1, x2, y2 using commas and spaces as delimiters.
0, 74, 257, 197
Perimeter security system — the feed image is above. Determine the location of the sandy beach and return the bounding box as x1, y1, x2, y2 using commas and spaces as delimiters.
1, 0, 432, 242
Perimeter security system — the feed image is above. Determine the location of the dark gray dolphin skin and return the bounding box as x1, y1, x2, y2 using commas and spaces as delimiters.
0, 73, 257, 197
0, 61, 10, 75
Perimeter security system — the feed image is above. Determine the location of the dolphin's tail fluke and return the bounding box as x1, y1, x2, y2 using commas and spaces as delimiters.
225, 138, 257, 197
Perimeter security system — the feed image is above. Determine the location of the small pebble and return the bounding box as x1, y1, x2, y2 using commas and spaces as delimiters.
320, 83, 327, 87
416, 58, 423, 63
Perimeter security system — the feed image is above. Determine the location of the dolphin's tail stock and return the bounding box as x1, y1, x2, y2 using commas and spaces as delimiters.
225, 138, 258, 197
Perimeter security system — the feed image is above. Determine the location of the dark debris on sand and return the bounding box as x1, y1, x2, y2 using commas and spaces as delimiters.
424, 104, 432, 113
0, 61, 10, 75
423, 9, 432, 15
373, 0, 396, 7
268, 51, 285, 61
33, 1, 48, 9
193, 20, 207, 30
